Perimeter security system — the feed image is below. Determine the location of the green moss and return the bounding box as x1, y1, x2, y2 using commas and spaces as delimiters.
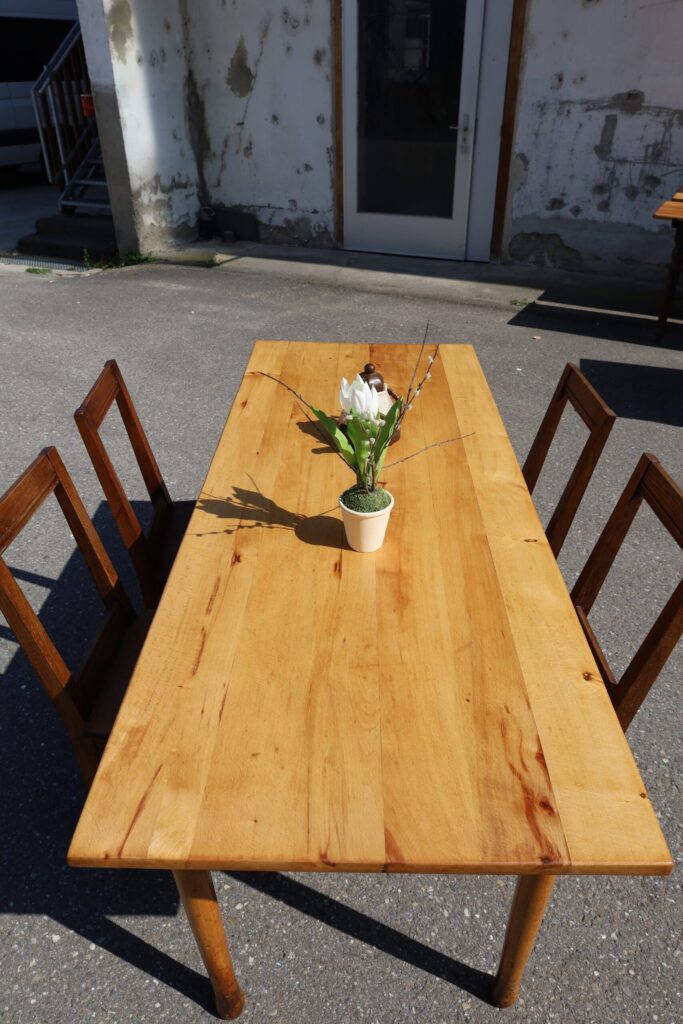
340, 485, 392, 513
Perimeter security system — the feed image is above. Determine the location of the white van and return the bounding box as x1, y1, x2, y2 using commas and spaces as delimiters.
0, 0, 77, 169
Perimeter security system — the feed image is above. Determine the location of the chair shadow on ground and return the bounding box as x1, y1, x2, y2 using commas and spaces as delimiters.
230, 872, 495, 1003
0, 501, 217, 1015
579, 359, 683, 428
2, 499, 494, 1013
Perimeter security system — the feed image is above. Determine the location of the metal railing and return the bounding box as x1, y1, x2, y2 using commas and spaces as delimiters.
32, 23, 95, 188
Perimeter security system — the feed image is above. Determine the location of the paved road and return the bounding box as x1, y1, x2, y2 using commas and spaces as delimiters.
0, 254, 681, 1024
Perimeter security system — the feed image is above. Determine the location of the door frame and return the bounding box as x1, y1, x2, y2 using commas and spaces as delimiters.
341, 0, 486, 261
331, 0, 527, 260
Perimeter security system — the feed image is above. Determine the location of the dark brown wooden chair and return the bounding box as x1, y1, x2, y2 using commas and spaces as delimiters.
0, 447, 151, 786
74, 359, 192, 608
523, 363, 616, 557
571, 453, 683, 731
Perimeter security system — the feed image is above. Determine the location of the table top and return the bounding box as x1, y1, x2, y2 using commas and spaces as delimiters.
68, 342, 671, 876
653, 193, 683, 220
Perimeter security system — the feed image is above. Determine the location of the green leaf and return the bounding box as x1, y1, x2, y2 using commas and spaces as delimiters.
374, 397, 402, 473
310, 406, 357, 470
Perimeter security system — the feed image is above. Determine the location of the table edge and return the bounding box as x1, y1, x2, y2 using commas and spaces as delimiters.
67, 852, 673, 877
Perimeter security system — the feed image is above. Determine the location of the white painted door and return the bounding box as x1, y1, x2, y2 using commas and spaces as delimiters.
342, 0, 512, 261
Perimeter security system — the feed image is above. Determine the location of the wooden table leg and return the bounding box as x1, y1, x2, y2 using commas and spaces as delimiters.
173, 869, 245, 1020
655, 221, 683, 341
491, 875, 555, 1008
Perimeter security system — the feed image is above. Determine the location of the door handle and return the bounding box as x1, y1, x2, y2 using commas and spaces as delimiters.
449, 114, 471, 147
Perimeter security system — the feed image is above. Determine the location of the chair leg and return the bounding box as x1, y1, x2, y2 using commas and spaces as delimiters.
173, 870, 245, 1020
491, 875, 556, 1008
655, 222, 683, 341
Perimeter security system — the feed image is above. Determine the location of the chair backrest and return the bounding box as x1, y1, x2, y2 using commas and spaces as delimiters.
0, 447, 134, 783
523, 363, 616, 556
571, 453, 683, 731
74, 359, 172, 607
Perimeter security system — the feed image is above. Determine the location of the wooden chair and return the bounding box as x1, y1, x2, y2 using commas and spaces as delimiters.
0, 447, 150, 786
571, 453, 683, 731
523, 364, 616, 557
74, 359, 192, 608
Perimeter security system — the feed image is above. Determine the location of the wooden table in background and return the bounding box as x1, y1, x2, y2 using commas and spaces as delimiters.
68, 342, 671, 1018
653, 191, 683, 339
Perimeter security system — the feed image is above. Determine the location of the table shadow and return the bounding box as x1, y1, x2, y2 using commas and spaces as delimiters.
0, 501, 219, 1016
193, 486, 344, 550
229, 872, 495, 1004
508, 287, 683, 351
579, 359, 683, 427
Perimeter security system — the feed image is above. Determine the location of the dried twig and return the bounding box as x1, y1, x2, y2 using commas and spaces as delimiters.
396, 326, 440, 432
404, 320, 430, 407
383, 432, 474, 470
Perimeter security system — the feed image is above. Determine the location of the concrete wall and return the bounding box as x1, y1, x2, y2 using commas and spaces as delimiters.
78, 0, 201, 252
186, 1, 335, 246
80, 0, 682, 271
505, 0, 683, 278
79, 0, 334, 252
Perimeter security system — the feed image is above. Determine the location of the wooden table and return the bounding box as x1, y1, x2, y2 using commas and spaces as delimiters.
69, 342, 671, 1018
653, 191, 683, 339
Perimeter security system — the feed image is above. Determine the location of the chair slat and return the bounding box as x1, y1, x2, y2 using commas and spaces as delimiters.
0, 451, 56, 552
614, 581, 683, 730
75, 360, 174, 607
523, 364, 615, 557
0, 447, 137, 784
74, 357, 119, 427
113, 362, 171, 505
572, 453, 683, 730
0, 557, 75, 705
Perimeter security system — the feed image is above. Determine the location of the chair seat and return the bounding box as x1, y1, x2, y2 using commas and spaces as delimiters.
155, 500, 195, 591
86, 503, 193, 740
85, 610, 154, 740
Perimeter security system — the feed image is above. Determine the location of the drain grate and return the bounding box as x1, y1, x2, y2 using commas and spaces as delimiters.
0, 253, 86, 272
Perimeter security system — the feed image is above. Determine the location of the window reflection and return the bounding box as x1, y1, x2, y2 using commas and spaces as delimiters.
358, 0, 467, 218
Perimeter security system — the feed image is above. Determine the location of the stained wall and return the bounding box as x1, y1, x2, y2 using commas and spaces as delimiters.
79, 0, 683, 274
77, 0, 201, 250
78, 0, 334, 252
505, 0, 683, 277
186, 1, 336, 246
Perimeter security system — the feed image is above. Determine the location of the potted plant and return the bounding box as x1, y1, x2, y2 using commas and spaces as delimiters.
333, 373, 401, 551
259, 338, 444, 552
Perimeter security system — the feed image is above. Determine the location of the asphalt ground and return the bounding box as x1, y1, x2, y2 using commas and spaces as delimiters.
0, 252, 681, 1024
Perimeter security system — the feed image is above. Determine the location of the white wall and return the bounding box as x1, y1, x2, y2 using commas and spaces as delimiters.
186, 0, 336, 245
79, 0, 335, 250
505, 0, 683, 277
78, 0, 201, 251
80, 0, 682, 271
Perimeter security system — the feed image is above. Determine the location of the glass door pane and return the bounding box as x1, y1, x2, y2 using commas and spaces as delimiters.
357, 0, 467, 218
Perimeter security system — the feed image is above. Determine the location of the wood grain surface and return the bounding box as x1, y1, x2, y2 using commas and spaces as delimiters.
68, 343, 672, 876
653, 198, 683, 220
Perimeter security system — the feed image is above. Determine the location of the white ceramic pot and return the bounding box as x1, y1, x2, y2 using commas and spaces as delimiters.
339, 492, 394, 553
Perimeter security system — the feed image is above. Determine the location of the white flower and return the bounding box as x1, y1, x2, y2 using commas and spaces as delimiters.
425, 372, 432, 380
427, 355, 434, 365
339, 375, 380, 420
